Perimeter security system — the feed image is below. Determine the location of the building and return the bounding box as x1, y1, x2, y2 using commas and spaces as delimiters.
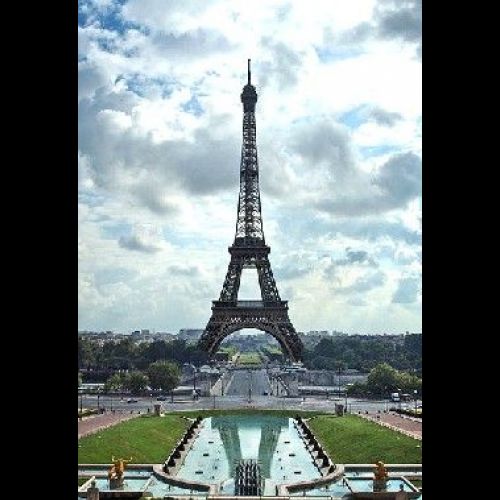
178, 329, 204, 344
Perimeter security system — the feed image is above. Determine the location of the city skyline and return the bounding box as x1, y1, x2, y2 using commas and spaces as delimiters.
79, 0, 422, 334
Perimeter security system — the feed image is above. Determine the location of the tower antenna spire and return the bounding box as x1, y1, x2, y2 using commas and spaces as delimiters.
248, 58, 251, 85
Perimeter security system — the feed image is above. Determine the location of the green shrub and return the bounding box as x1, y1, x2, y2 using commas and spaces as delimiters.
78, 408, 99, 418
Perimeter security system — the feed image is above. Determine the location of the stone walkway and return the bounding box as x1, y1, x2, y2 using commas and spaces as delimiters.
78, 411, 141, 439
357, 412, 422, 440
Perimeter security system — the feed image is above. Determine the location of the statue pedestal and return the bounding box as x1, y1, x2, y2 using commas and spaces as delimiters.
154, 403, 162, 416
373, 479, 388, 492
395, 490, 409, 500
87, 480, 99, 500
109, 477, 124, 489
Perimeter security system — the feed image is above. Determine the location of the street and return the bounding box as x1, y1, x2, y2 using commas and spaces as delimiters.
225, 368, 270, 398
78, 365, 406, 413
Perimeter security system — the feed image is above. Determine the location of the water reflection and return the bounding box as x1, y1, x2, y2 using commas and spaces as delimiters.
211, 416, 286, 478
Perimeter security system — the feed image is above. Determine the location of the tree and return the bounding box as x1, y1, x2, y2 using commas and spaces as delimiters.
147, 361, 181, 392
124, 371, 149, 395
78, 338, 96, 369
366, 363, 399, 395
366, 363, 422, 396
78, 372, 82, 387
105, 372, 126, 392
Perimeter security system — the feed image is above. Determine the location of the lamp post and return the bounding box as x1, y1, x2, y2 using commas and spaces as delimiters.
79, 390, 83, 418
248, 369, 252, 403
193, 366, 197, 400
414, 389, 418, 413
97, 391, 100, 413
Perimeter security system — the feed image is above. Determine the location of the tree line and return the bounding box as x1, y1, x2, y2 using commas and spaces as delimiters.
102, 360, 181, 394
302, 334, 422, 374
78, 337, 209, 381
347, 363, 422, 397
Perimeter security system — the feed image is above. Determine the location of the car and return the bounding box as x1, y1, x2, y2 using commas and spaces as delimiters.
127, 398, 138, 403
262, 391, 269, 396
156, 396, 168, 401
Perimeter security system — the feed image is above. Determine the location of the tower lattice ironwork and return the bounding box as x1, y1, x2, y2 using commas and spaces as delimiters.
198, 60, 303, 362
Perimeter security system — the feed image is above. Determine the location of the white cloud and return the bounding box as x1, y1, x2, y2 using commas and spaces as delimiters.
78, 0, 421, 334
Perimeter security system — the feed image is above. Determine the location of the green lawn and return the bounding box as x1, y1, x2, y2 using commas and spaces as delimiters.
78, 410, 421, 466
411, 479, 422, 489
171, 409, 324, 419
237, 352, 262, 365
308, 414, 422, 464
78, 414, 189, 464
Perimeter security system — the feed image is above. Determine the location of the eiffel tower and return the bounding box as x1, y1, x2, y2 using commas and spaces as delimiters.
198, 60, 303, 362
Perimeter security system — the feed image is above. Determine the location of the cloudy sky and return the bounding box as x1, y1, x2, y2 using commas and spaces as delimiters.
78, 0, 422, 334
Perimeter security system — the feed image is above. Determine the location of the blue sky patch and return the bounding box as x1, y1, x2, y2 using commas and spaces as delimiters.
101, 221, 133, 240
119, 73, 176, 98
339, 105, 369, 129
182, 94, 204, 117
359, 145, 400, 158
315, 46, 364, 63
79, 0, 146, 35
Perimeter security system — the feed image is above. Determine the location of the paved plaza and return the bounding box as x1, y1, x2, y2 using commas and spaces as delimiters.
359, 411, 422, 439
78, 411, 140, 439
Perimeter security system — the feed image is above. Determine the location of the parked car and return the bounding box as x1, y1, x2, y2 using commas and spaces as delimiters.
127, 398, 138, 403
156, 396, 168, 401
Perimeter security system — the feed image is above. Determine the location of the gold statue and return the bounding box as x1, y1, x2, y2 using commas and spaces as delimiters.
374, 461, 388, 481
108, 456, 133, 481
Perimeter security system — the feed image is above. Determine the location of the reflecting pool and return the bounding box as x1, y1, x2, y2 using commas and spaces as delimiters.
177, 416, 321, 495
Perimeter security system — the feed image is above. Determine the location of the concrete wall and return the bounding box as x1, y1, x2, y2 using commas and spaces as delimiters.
299, 370, 368, 386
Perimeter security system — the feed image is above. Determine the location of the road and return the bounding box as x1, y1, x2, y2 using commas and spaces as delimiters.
225, 368, 271, 398
79, 368, 410, 413
79, 394, 400, 413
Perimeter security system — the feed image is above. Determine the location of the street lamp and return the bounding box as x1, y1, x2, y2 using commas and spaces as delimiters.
338, 366, 341, 398
79, 390, 83, 418
193, 366, 197, 400
414, 389, 418, 413
248, 369, 252, 403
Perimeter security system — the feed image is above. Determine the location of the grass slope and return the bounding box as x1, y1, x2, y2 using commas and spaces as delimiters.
308, 414, 422, 464
237, 352, 262, 365
171, 409, 323, 419
78, 415, 188, 464
78, 410, 421, 466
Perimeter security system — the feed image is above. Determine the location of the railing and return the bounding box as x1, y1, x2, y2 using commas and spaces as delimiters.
237, 300, 265, 308
212, 300, 288, 309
